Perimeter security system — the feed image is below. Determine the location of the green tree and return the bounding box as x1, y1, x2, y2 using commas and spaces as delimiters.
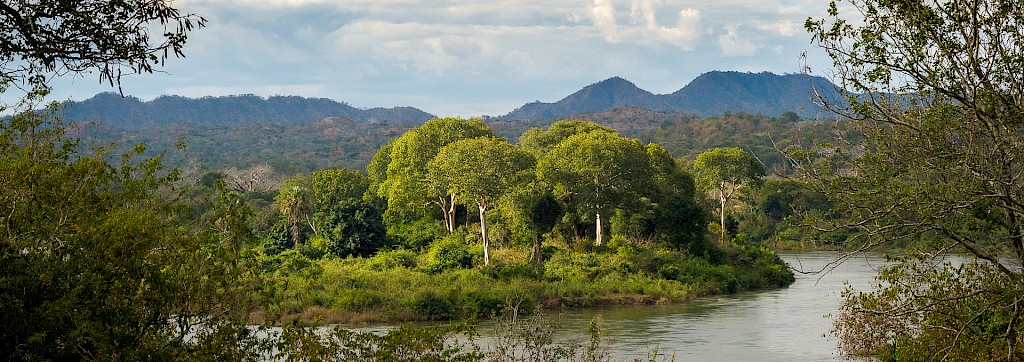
803, 0, 1024, 359
519, 120, 615, 158
277, 183, 311, 250
0, 106, 260, 360
646, 143, 708, 252
527, 189, 563, 264
537, 130, 653, 246
428, 137, 534, 265
692, 147, 766, 241
311, 168, 372, 210
309, 169, 385, 258
0, 0, 205, 90
319, 200, 386, 258
376, 118, 494, 232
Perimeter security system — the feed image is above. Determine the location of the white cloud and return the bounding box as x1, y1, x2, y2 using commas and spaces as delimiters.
591, 0, 621, 42
717, 24, 761, 57
756, 20, 797, 37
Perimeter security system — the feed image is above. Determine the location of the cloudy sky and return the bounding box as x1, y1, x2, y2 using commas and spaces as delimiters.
47, 0, 837, 117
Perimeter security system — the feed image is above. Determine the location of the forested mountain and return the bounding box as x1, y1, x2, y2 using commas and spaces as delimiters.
60, 93, 435, 129
75, 104, 841, 177
502, 71, 841, 120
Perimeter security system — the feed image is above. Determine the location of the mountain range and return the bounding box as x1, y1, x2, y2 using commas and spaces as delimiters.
59, 71, 842, 129
500, 71, 840, 120
60, 93, 435, 130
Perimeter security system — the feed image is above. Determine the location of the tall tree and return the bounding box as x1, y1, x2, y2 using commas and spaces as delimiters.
427, 137, 534, 265
277, 184, 310, 250
309, 169, 385, 258
376, 117, 494, 232
646, 143, 707, 251
692, 147, 766, 241
537, 130, 652, 246
803, 0, 1024, 359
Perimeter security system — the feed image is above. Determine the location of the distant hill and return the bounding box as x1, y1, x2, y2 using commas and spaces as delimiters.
60, 93, 436, 129
502, 71, 842, 120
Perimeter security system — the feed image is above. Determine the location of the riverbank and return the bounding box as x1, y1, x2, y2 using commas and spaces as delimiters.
255, 242, 795, 325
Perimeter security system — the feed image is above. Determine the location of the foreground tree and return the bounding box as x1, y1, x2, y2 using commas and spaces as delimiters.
692, 147, 765, 241
804, 0, 1024, 359
0, 107, 261, 360
537, 130, 652, 246
427, 137, 534, 265
0, 0, 205, 90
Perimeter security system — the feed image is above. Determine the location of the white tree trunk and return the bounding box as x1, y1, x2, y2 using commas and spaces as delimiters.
720, 185, 728, 242
447, 194, 457, 233
439, 194, 457, 234
479, 203, 490, 265
595, 211, 603, 246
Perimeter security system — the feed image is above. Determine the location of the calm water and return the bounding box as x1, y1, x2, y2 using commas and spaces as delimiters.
508, 252, 892, 361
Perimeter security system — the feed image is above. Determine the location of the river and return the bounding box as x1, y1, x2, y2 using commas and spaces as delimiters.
503, 252, 891, 361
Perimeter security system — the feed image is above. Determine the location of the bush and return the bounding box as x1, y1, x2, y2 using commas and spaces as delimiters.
425, 234, 475, 273
413, 292, 455, 320
366, 249, 418, 270
387, 218, 445, 251
321, 200, 386, 258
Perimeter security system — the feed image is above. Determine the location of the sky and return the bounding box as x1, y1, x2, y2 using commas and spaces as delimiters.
45, 0, 838, 117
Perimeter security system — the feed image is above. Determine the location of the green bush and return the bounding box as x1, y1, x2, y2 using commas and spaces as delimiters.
425, 234, 475, 273
366, 249, 418, 270
387, 218, 445, 251
413, 292, 455, 320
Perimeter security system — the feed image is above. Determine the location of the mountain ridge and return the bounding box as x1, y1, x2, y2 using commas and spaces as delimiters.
60, 71, 841, 129
502, 71, 840, 120
60, 93, 436, 129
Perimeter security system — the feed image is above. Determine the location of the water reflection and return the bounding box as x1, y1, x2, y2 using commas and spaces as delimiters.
516, 252, 890, 361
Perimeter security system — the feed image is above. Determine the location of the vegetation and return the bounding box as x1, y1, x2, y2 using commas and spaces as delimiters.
802, 0, 1024, 359
246, 118, 794, 324
693, 147, 766, 241
0, 1, 869, 360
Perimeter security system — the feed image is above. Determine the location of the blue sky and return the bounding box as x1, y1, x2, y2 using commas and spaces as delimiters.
45, 0, 837, 117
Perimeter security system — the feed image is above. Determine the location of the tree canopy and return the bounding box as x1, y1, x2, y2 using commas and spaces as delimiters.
537, 129, 653, 246
374, 117, 494, 230
693, 147, 766, 241
428, 137, 534, 265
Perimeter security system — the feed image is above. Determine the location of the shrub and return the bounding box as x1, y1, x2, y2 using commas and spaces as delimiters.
366, 249, 418, 270
425, 234, 474, 272
387, 218, 445, 251
413, 292, 455, 321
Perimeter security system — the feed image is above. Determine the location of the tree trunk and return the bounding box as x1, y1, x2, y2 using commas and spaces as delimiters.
290, 221, 302, 250
532, 232, 542, 265
439, 194, 457, 234
479, 202, 490, 266
448, 194, 457, 233
720, 192, 727, 242
595, 211, 603, 246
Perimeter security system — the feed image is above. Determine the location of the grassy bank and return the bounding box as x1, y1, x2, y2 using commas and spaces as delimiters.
256, 239, 794, 325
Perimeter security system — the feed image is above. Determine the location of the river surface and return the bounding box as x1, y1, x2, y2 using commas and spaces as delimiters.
504, 252, 891, 361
